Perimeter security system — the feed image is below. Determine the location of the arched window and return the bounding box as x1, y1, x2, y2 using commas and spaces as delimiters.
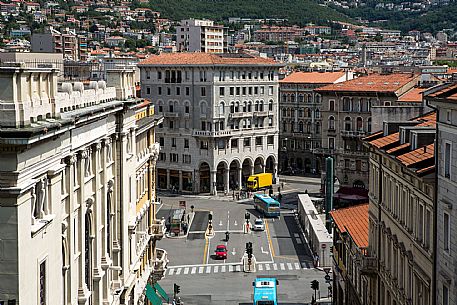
248, 101, 252, 112
230, 102, 234, 113
184, 102, 190, 113
329, 100, 335, 111
306, 108, 311, 118
360, 98, 367, 112
306, 122, 311, 133
200, 102, 207, 114
219, 102, 225, 115
282, 108, 287, 117
260, 100, 264, 111
315, 109, 320, 119
315, 94, 321, 103
316, 122, 321, 134
243, 101, 247, 112
299, 121, 304, 132
255, 101, 259, 111
367, 117, 372, 132
299, 108, 304, 117
287, 108, 291, 117
368, 99, 372, 112
343, 97, 351, 111
298, 94, 304, 103
356, 117, 363, 131
329, 116, 335, 130
158, 100, 164, 113
344, 116, 352, 131
282, 94, 287, 103
307, 94, 312, 103
291, 94, 295, 103
268, 100, 273, 111
291, 108, 295, 118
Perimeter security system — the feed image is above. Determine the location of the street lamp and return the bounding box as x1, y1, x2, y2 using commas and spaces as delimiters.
281, 137, 288, 173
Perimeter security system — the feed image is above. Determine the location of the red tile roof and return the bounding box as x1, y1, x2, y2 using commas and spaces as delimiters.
370, 132, 399, 149
426, 83, 457, 101
398, 87, 425, 103
316, 73, 418, 93
331, 203, 369, 249
396, 143, 434, 167
138, 52, 278, 66
279, 71, 347, 84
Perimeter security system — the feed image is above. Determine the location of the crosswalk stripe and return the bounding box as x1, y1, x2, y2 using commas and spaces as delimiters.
206, 266, 211, 273
169, 268, 175, 275
198, 266, 204, 273
280, 263, 285, 270
191, 267, 196, 274
258, 264, 263, 271
221, 265, 226, 272
235, 265, 241, 272
184, 267, 189, 274
287, 263, 293, 270
265, 264, 271, 271
214, 265, 219, 273
229, 265, 234, 272
273, 263, 278, 270
294, 263, 301, 270
176, 268, 182, 275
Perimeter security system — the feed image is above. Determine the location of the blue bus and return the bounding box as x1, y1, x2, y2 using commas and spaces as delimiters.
253, 277, 279, 305
253, 194, 280, 217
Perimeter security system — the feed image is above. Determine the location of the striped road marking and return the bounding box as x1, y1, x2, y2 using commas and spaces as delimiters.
198, 266, 204, 273
287, 263, 293, 270
294, 263, 301, 270
175, 268, 182, 275
280, 263, 285, 270
184, 267, 189, 274
191, 267, 196, 274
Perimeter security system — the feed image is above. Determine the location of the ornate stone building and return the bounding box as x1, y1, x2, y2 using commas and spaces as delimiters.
0, 61, 166, 305
139, 52, 282, 194
364, 112, 436, 305
278, 71, 353, 174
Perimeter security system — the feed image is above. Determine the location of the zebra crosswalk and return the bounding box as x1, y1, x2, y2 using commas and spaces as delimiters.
165, 261, 312, 277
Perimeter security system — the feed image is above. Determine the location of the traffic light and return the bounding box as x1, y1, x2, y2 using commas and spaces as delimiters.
330, 246, 334, 253
246, 242, 253, 259
174, 283, 181, 295
311, 280, 319, 291
245, 212, 250, 220
208, 212, 212, 221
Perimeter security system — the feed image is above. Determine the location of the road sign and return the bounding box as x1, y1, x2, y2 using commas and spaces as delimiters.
179, 201, 186, 208
321, 243, 327, 249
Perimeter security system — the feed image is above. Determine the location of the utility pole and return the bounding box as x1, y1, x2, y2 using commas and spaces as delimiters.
325, 157, 334, 233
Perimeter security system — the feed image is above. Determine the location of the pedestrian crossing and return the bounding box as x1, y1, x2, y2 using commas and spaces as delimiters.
165, 261, 312, 276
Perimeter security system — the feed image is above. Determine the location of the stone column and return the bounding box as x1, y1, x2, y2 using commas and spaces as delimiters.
224, 169, 230, 193
273, 162, 279, 184
166, 169, 170, 190
210, 170, 217, 195
238, 167, 243, 191
179, 170, 183, 192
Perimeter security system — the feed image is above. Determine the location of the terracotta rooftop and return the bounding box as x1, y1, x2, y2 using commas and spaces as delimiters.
279, 71, 347, 84
398, 87, 425, 103
386, 142, 410, 154
138, 52, 279, 66
315, 73, 419, 93
370, 132, 399, 149
426, 83, 457, 101
331, 203, 369, 249
397, 143, 434, 167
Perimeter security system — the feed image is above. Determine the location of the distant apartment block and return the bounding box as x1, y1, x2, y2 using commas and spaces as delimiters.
176, 19, 228, 53
31, 27, 88, 61
253, 26, 304, 42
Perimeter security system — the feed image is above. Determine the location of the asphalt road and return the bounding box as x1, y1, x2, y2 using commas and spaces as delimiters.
155, 178, 330, 305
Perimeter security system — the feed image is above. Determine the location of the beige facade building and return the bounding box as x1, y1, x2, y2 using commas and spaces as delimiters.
32, 27, 88, 61
139, 52, 282, 194
316, 73, 422, 190
0, 59, 167, 305
176, 19, 227, 53
278, 71, 353, 174
364, 112, 436, 305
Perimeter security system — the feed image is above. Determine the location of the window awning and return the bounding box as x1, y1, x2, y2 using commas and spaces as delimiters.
145, 284, 162, 305
153, 282, 170, 302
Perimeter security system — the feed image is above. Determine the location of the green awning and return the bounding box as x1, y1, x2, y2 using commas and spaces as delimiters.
153, 282, 170, 302
145, 284, 162, 305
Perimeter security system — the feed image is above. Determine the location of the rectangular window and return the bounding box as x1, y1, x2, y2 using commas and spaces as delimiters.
418, 203, 424, 242
40, 260, 46, 305
176, 87, 181, 95
254, 87, 259, 95
169, 120, 174, 129
182, 154, 191, 164
443, 285, 449, 305
231, 139, 238, 148
159, 152, 166, 161
242, 87, 247, 95
184, 139, 189, 148
269, 86, 273, 95
329, 138, 335, 149
445, 142, 451, 178
219, 87, 225, 96
159, 137, 164, 147
267, 136, 274, 145
236, 87, 240, 95
255, 136, 263, 146
200, 141, 208, 150
185, 87, 190, 96
146, 86, 151, 95
425, 209, 431, 249
244, 138, 251, 147
146, 70, 150, 79
157, 71, 162, 80
158, 87, 162, 95
248, 87, 252, 95
167, 87, 171, 95
201, 87, 206, 97
444, 212, 450, 252
230, 87, 234, 95
260, 86, 265, 95
172, 138, 176, 147
169, 153, 179, 163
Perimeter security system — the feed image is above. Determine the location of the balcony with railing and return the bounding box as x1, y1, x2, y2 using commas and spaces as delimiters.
151, 248, 169, 282
360, 255, 377, 276
229, 112, 253, 119
340, 130, 368, 138
192, 130, 232, 137
149, 218, 165, 241
163, 112, 179, 118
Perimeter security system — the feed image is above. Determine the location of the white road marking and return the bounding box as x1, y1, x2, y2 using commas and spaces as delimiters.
198, 267, 204, 273
184, 267, 189, 274
296, 238, 302, 244
258, 264, 263, 271
235, 265, 241, 272
232, 248, 236, 255
229, 265, 234, 272
219, 220, 223, 226
234, 220, 238, 226
294, 263, 301, 270
191, 267, 197, 274
176, 267, 182, 275
206, 266, 211, 273
214, 265, 219, 273
280, 263, 285, 270
261, 246, 269, 254
221, 265, 226, 272
265, 264, 271, 271
273, 264, 278, 270
287, 263, 293, 270
169, 268, 175, 275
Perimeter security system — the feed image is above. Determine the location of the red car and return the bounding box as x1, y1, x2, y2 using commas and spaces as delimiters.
215, 245, 228, 259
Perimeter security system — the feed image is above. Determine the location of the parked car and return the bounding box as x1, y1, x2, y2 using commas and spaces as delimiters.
253, 218, 265, 231
215, 244, 228, 259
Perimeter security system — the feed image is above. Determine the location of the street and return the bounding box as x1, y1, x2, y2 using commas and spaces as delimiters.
155, 178, 331, 305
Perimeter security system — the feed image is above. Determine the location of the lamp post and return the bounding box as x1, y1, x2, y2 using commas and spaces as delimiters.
281, 137, 288, 173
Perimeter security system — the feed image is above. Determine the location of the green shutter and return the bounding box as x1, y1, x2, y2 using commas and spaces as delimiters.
145, 284, 162, 305
153, 282, 170, 302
